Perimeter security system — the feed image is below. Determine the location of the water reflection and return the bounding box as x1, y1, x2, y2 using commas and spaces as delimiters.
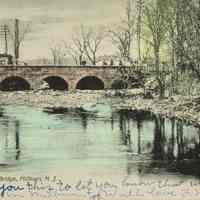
115, 109, 200, 177
74, 108, 93, 130
0, 105, 200, 178
152, 116, 166, 160
0, 113, 21, 165
15, 120, 20, 160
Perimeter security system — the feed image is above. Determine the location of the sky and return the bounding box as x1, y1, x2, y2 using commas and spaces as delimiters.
0, 0, 126, 61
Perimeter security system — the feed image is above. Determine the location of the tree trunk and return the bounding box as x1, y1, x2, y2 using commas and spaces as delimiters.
137, 0, 142, 64
154, 46, 165, 99
14, 19, 20, 65
170, 35, 176, 95
154, 47, 160, 73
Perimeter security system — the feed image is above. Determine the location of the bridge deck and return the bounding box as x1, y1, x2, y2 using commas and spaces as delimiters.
0, 65, 171, 73
0, 65, 132, 69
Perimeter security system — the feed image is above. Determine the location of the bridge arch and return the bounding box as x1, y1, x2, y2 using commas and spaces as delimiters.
43, 76, 68, 90
76, 76, 104, 90
0, 76, 31, 91
111, 80, 128, 89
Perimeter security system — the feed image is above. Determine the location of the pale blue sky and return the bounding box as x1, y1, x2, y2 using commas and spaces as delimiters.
0, 0, 126, 61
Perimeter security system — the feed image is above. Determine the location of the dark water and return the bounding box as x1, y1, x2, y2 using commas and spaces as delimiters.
0, 104, 200, 179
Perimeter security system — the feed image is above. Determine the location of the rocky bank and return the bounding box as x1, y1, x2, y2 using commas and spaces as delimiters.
0, 89, 200, 127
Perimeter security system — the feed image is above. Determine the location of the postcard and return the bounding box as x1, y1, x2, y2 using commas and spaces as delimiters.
0, 0, 199, 200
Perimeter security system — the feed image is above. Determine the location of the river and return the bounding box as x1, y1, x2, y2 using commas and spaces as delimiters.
0, 104, 200, 199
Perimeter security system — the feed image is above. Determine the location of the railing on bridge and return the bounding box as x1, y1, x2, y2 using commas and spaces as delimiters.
0, 63, 190, 74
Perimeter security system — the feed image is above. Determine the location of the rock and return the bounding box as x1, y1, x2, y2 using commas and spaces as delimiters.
38, 82, 49, 90
105, 90, 116, 97
144, 90, 153, 99
145, 77, 158, 91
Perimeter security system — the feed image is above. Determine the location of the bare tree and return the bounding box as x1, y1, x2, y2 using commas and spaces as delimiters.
144, 0, 170, 98
8, 19, 31, 64
82, 26, 106, 65
109, 0, 135, 61
136, 0, 144, 63
50, 44, 66, 65
177, 0, 200, 78
65, 43, 84, 65
160, 0, 186, 95
64, 26, 86, 65
165, 0, 200, 96
166, 0, 177, 69
65, 25, 106, 65
175, 0, 187, 69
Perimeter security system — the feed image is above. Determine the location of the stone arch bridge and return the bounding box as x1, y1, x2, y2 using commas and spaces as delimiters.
0, 65, 144, 91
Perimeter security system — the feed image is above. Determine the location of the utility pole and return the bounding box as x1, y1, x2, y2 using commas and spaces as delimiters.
0, 24, 9, 54
14, 19, 19, 65
4, 25, 8, 54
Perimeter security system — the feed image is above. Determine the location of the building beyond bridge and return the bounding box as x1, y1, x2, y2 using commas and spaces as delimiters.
0, 65, 144, 91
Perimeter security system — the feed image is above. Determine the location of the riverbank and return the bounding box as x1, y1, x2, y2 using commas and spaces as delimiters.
0, 89, 200, 127
0, 89, 144, 108
113, 95, 200, 127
